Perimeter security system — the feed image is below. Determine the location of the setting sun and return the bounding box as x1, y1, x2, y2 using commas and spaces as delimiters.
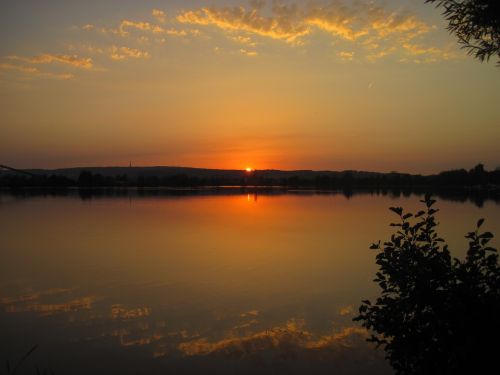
245, 167, 253, 173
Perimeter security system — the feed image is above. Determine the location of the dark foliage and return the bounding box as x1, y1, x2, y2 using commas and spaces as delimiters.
354, 195, 500, 374
1, 164, 500, 192
426, 0, 500, 64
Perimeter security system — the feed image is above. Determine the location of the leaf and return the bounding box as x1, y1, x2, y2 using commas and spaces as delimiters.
415, 210, 426, 218
389, 207, 403, 216
477, 218, 485, 228
427, 198, 437, 207
478, 232, 494, 238
481, 238, 491, 246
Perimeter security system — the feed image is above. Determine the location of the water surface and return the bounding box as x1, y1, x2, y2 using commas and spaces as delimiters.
1, 191, 498, 374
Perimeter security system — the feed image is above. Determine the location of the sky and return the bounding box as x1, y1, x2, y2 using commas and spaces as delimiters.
0, 0, 499, 173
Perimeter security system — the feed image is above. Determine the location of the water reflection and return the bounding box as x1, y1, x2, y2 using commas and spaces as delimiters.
0, 286, 388, 374
0, 192, 498, 374
1, 186, 499, 207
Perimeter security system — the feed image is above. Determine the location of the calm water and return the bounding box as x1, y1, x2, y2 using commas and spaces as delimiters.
1, 191, 499, 374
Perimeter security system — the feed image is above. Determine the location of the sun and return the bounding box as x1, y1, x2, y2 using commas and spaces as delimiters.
245, 167, 253, 173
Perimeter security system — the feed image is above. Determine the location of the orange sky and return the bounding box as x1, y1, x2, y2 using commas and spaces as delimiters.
0, 0, 499, 173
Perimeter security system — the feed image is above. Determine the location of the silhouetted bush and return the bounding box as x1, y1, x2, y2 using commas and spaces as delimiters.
355, 195, 500, 374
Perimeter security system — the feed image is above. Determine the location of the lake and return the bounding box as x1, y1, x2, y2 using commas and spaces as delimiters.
1, 190, 499, 374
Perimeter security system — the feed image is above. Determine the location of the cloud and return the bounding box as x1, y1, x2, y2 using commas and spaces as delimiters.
402, 43, 459, 62
0, 62, 75, 80
366, 46, 397, 62
177, 5, 310, 43
0, 62, 39, 74
176, 0, 455, 63
152, 9, 167, 23
43, 72, 75, 80
338, 51, 354, 61
369, 7, 432, 39
176, 1, 431, 43
239, 48, 258, 57
7, 53, 93, 69
230, 35, 257, 46
110, 46, 150, 61
84, 19, 189, 38
119, 19, 164, 35
67, 43, 105, 55
75, 1, 453, 64
305, 4, 369, 41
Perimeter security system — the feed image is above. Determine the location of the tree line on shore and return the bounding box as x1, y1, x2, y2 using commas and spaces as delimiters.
1, 164, 499, 190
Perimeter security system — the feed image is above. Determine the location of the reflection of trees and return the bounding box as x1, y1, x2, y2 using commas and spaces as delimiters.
3, 185, 500, 208
355, 195, 500, 374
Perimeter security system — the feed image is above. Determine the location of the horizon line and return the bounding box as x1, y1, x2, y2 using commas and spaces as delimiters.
2, 163, 494, 177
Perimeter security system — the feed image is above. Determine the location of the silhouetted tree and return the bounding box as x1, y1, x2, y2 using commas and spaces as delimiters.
426, 0, 500, 64
355, 195, 500, 374
77, 170, 93, 187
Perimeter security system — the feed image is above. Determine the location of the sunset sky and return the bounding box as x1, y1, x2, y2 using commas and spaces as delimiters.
1, 0, 499, 173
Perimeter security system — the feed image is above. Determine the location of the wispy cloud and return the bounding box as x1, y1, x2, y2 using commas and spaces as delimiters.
83, 19, 189, 38
177, 4, 310, 43
369, 9, 432, 39
402, 43, 459, 63
366, 46, 397, 62
0, 62, 39, 74
119, 20, 164, 35
110, 46, 150, 61
176, 0, 455, 63
176, 1, 431, 43
239, 48, 258, 57
338, 51, 354, 61
7, 53, 93, 69
152, 9, 167, 24
230, 35, 257, 46
0, 62, 75, 80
